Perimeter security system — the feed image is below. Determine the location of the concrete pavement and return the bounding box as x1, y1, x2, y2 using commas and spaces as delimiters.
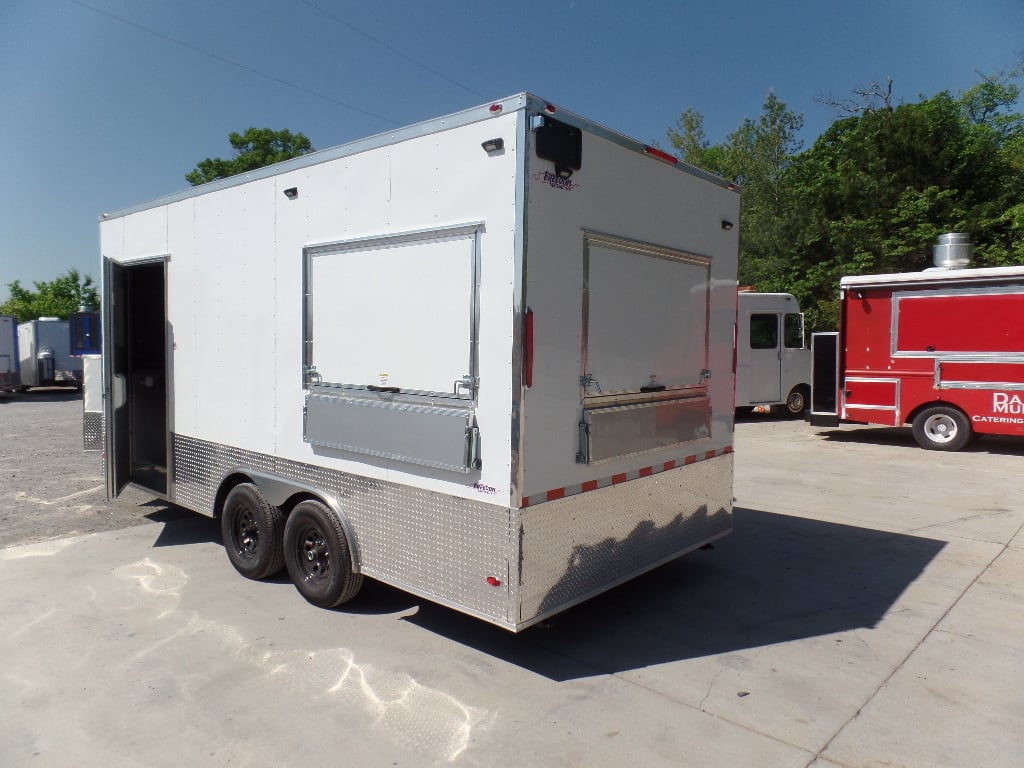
1, 417, 1021, 767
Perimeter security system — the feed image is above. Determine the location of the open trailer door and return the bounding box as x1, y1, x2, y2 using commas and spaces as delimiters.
104, 257, 131, 499
104, 257, 168, 499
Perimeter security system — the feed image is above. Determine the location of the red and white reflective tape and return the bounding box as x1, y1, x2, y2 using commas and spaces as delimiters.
521, 445, 733, 508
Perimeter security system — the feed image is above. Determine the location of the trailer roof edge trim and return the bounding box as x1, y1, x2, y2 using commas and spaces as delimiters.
841, 264, 1024, 288
99, 93, 736, 222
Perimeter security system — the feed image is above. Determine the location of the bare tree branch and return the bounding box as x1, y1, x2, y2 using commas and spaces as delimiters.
816, 77, 896, 116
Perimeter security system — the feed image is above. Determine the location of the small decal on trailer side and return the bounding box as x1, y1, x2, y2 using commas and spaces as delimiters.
532, 170, 579, 192
472, 482, 497, 495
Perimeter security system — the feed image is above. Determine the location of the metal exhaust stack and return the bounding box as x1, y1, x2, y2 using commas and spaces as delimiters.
933, 232, 973, 269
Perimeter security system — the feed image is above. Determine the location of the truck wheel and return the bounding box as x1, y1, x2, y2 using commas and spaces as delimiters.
221, 483, 285, 580
911, 406, 971, 451
780, 386, 809, 418
284, 500, 363, 608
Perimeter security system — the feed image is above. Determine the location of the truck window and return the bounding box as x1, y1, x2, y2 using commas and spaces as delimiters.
784, 312, 804, 349
749, 313, 778, 349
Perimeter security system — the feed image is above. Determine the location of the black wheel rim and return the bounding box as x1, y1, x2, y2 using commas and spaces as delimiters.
232, 506, 260, 560
294, 524, 331, 583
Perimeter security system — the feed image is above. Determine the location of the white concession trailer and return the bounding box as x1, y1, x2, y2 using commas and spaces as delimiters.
99, 94, 740, 631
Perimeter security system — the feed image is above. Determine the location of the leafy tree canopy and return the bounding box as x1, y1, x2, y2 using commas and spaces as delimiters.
1, 269, 99, 322
666, 63, 1024, 331
186, 127, 315, 186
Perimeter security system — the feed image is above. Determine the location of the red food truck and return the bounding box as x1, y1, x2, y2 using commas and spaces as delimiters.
810, 234, 1024, 451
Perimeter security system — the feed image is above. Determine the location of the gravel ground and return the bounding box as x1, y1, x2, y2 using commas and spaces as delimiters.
0, 388, 174, 548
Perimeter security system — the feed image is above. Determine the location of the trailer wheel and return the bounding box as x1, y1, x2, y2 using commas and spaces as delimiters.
221, 483, 285, 580
283, 500, 363, 609
911, 406, 971, 451
780, 386, 809, 418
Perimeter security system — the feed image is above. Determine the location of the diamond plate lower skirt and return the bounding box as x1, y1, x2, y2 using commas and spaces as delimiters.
170, 433, 733, 631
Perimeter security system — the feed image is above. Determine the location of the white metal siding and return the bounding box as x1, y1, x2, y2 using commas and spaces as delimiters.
122, 206, 169, 262
186, 182, 278, 452
270, 111, 521, 499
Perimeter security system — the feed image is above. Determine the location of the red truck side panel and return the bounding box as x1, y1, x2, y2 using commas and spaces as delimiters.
839, 283, 1024, 439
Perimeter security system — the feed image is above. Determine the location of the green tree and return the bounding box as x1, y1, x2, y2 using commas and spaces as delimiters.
786, 72, 1023, 330
667, 107, 718, 170
667, 93, 805, 291
1, 269, 99, 322
722, 92, 805, 290
664, 66, 1023, 333
186, 127, 315, 186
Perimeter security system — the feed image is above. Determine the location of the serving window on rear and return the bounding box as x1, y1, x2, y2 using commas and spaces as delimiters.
581, 231, 711, 403
577, 231, 713, 464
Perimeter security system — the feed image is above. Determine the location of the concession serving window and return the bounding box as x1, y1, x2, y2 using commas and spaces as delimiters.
301, 223, 482, 472
577, 231, 713, 464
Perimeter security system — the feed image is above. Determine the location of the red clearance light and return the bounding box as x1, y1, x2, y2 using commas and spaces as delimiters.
544, 104, 556, 114
489, 103, 503, 113
643, 146, 678, 165
486, 576, 502, 587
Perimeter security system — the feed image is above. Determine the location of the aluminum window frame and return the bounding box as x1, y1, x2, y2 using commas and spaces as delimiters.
580, 230, 712, 407
302, 222, 483, 405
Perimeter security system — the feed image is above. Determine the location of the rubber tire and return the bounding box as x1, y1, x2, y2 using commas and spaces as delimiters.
221, 483, 285, 580
283, 500, 363, 609
781, 386, 809, 418
911, 405, 971, 451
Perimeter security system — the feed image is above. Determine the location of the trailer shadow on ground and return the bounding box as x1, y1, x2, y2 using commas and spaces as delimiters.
0, 388, 81, 404
402, 506, 946, 681
817, 426, 1024, 456
134, 503, 947, 681
146, 504, 220, 548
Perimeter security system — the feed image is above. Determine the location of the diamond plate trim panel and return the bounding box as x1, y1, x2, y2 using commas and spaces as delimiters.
517, 455, 733, 625
83, 411, 104, 452
172, 434, 275, 516
172, 434, 515, 625
171, 434, 731, 630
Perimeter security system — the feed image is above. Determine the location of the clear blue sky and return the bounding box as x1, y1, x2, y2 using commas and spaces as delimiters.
1, 0, 1021, 301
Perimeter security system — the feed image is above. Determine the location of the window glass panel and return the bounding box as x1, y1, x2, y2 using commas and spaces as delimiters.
749, 313, 779, 349
784, 313, 804, 349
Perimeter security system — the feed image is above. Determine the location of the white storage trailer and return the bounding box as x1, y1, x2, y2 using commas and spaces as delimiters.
18, 318, 83, 389
0, 314, 19, 392
99, 94, 740, 631
735, 292, 811, 416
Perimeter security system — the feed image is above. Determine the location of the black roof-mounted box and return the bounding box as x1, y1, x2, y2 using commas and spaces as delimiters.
535, 117, 582, 172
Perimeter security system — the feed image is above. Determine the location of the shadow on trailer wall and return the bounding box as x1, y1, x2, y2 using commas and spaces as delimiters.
107, 260, 167, 495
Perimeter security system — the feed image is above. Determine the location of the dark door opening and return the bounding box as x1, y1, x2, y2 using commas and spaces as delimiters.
106, 259, 167, 496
